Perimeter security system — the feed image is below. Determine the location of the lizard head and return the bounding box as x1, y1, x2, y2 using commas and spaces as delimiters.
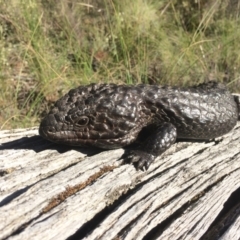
39, 84, 149, 149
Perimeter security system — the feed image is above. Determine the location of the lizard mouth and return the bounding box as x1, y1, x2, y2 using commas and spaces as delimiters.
39, 113, 141, 149
39, 126, 125, 149
39, 122, 137, 149
39, 114, 75, 143
39, 125, 87, 146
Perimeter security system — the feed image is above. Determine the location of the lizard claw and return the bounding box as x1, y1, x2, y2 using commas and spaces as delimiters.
122, 150, 156, 171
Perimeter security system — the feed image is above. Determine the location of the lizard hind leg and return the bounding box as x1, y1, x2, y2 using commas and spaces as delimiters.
124, 122, 177, 170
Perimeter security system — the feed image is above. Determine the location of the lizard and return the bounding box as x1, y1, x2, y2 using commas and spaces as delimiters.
39, 81, 240, 170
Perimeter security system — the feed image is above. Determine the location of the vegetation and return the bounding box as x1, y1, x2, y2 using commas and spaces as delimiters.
0, 0, 240, 129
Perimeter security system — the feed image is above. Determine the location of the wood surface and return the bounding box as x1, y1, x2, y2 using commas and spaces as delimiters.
0, 122, 240, 240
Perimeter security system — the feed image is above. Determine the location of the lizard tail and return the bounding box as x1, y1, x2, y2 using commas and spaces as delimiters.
233, 95, 240, 120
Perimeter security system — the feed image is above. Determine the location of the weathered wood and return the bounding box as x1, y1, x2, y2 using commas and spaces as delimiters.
0, 123, 240, 240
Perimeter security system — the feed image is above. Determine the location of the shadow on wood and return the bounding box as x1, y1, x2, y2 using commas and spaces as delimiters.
0, 123, 240, 240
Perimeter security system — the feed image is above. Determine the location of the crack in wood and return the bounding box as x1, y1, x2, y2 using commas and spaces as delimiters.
200, 186, 240, 239
42, 165, 116, 213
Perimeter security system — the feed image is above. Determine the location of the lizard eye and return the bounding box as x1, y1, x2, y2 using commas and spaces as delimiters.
75, 116, 89, 126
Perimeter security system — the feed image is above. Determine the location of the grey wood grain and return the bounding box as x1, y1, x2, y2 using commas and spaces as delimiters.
0, 123, 240, 240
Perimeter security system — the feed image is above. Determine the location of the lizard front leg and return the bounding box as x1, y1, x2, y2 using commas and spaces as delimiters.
124, 122, 177, 170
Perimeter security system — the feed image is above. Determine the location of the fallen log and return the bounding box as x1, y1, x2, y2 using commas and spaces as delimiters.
0, 122, 240, 240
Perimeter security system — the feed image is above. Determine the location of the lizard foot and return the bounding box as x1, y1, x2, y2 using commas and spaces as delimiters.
123, 150, 156, 171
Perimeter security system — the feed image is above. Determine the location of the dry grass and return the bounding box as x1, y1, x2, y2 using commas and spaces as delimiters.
0, 0, 240, 129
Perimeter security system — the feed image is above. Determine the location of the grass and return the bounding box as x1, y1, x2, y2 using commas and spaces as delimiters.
0, 0, 240, 129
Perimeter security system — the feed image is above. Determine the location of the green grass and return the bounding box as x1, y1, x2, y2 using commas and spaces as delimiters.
0, 0, 240, 129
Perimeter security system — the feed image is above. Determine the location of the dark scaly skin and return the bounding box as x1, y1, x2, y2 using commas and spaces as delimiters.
39, 82, 240, 170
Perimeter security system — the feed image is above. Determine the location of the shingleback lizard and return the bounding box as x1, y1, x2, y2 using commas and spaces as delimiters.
39, 82, 240, 170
